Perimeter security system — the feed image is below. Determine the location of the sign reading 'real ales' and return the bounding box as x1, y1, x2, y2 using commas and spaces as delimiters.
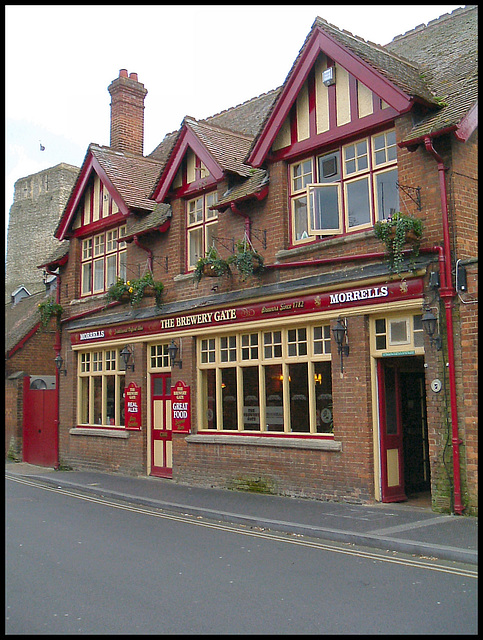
125, 382, 141, 430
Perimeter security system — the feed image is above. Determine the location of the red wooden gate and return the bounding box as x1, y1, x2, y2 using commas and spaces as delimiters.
23, 376, 57, 467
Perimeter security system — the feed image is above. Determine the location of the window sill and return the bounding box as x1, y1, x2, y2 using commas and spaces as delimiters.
277, 229, 373, 261
70, 427, 129, 438
186, 434, 342, 451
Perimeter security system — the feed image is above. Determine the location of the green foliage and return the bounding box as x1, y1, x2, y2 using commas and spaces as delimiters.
193, 246, 231, 284
106, 273, 164, 307
374, 212, 423, 275
228, 239, 265, 281
38, 297, 64, 328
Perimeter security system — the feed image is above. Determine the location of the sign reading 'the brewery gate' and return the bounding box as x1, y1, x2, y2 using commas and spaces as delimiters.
125, 382, 141, 430
172, 380, 191, 433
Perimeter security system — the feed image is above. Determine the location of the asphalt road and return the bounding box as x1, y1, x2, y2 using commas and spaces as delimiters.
5, 476, 478, 635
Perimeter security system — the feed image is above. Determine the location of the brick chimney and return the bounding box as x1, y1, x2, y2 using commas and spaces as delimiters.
108, 69, 147, 155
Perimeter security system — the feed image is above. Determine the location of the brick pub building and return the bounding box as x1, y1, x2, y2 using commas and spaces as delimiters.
44, 8, 477, 514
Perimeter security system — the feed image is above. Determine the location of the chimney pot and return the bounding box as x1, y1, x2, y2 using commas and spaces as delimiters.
129, 72, 138, 82
119, 69, 128, 78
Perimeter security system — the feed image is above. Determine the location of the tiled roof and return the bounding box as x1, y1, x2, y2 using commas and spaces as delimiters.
37, 241, 69, 269
90, 144, 163, 212
215, 169, 269, 208
384, 5, 478, 141
184, 118, 254, 177
120, 202, 172, 241
313, 17, 437, 104
5, 290, 46, 354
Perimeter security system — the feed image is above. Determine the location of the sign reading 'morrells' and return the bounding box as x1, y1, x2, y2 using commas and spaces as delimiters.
70, 279, 423, 344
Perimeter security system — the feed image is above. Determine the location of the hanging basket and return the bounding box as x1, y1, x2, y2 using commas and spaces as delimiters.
203, 263, 219, 277
388, 227, 419, 244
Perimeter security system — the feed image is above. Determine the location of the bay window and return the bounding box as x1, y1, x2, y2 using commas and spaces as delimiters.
290, 130, 398, 244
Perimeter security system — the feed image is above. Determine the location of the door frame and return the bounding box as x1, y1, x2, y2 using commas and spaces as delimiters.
149, 372, 172, 478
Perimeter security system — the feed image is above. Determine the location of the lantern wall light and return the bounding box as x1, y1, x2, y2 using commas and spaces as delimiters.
422, 309, 442, 351
54, 353, 67, 376
332, 318, 349, 373
168, 339, 182, 369
120, 345, 135, 371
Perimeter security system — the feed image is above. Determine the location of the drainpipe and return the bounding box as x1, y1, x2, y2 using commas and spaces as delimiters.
423, 135, 464, 515
230, 202, 251, 240
45, 266, 61, 469
133, 234, 153, 271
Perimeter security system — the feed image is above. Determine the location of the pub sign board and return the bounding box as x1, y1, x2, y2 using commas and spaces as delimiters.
125, 382, 141, 430
172, 380, 191, 433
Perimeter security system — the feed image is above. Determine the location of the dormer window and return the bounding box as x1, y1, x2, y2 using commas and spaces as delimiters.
290, 130, 398, 245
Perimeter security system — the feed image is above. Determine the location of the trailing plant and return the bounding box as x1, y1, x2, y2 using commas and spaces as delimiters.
374, 212, 423, 275
193, 245, 231, 284
228, 238, 264, 281
38, 297, 64, 328
128, 271, 164, 307
106, 277, 131, 303
106, 273, 164, 307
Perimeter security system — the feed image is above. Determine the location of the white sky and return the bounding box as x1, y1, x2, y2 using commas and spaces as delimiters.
5, 4, 465, 250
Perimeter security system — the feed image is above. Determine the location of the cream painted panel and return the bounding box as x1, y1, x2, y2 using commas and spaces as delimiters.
166, 441, 173, 468
382, 99, 390, 109
166, 400, 172, 430
336, 65, 351, 127
272, 117, 291, 151
187, 149, 196, 184
173, 167, 182, 189
358, 81, 374, 118
83, 186, 91, 226
315, 57, 329, 134
92, 175, 100, 222
112, 199, 119, 215
387, 448, 400, 487
154, 440, 165, 467
72, 207, 81, 229
153, 399, 164, 429
296, 81, 310, 141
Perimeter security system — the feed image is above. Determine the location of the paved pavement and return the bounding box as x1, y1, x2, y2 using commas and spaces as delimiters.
5, 461, 477, 565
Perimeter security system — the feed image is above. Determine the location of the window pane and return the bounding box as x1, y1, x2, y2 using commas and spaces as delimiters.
79, 377, 89, 423
205, 369, 217, 429
293, 195, 310, 241
242, 366, 260, 430
106, 375, 115, 426
82, 262, 92, 295
315, 361, 333, 433
221, 368, 237, 430
346, 178, 370, 227
188, 227, 203, 267
389, 319, 409, 345
309, 185, 340, 232
118, 376, 125, 427
375, 169, 399, 220
265, 364, 284, 431
106, 254, 117, 289
205, 221, 218, 252
289, 363, 309, 432
241, 333, 258, 360
188, 198, 203, 225
93, 376, 102, 425
94, 259, 105, 291
119, 251, 127, 281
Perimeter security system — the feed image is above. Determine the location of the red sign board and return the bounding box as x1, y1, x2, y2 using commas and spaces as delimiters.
125, 382, 141, 430
172, 381, 191, 433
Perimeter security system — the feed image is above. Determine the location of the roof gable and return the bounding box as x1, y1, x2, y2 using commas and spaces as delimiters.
55, 145, 162, 240
152, 118, 255, 203
247, 18, 435, 167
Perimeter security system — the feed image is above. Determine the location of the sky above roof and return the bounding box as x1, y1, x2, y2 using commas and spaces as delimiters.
5, 5, 465, 250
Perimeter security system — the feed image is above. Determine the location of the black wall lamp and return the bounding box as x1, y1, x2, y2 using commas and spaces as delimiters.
167, 339, 182, 369
120, 345, 135, 371
54, 353, 67, 376
332, 318, 349, 373
422, 309, 442, 351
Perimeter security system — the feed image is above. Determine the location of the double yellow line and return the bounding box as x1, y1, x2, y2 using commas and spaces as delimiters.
6, 474, 477, 579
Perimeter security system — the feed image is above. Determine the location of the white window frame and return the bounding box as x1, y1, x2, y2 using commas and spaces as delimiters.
80, 225, 127, 297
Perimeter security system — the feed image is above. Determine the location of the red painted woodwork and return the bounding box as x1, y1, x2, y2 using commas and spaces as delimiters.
23, 377, 57, 467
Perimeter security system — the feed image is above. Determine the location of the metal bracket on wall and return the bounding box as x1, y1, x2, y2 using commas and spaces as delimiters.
396, 182, 422, 211
251, 228, 267, 250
